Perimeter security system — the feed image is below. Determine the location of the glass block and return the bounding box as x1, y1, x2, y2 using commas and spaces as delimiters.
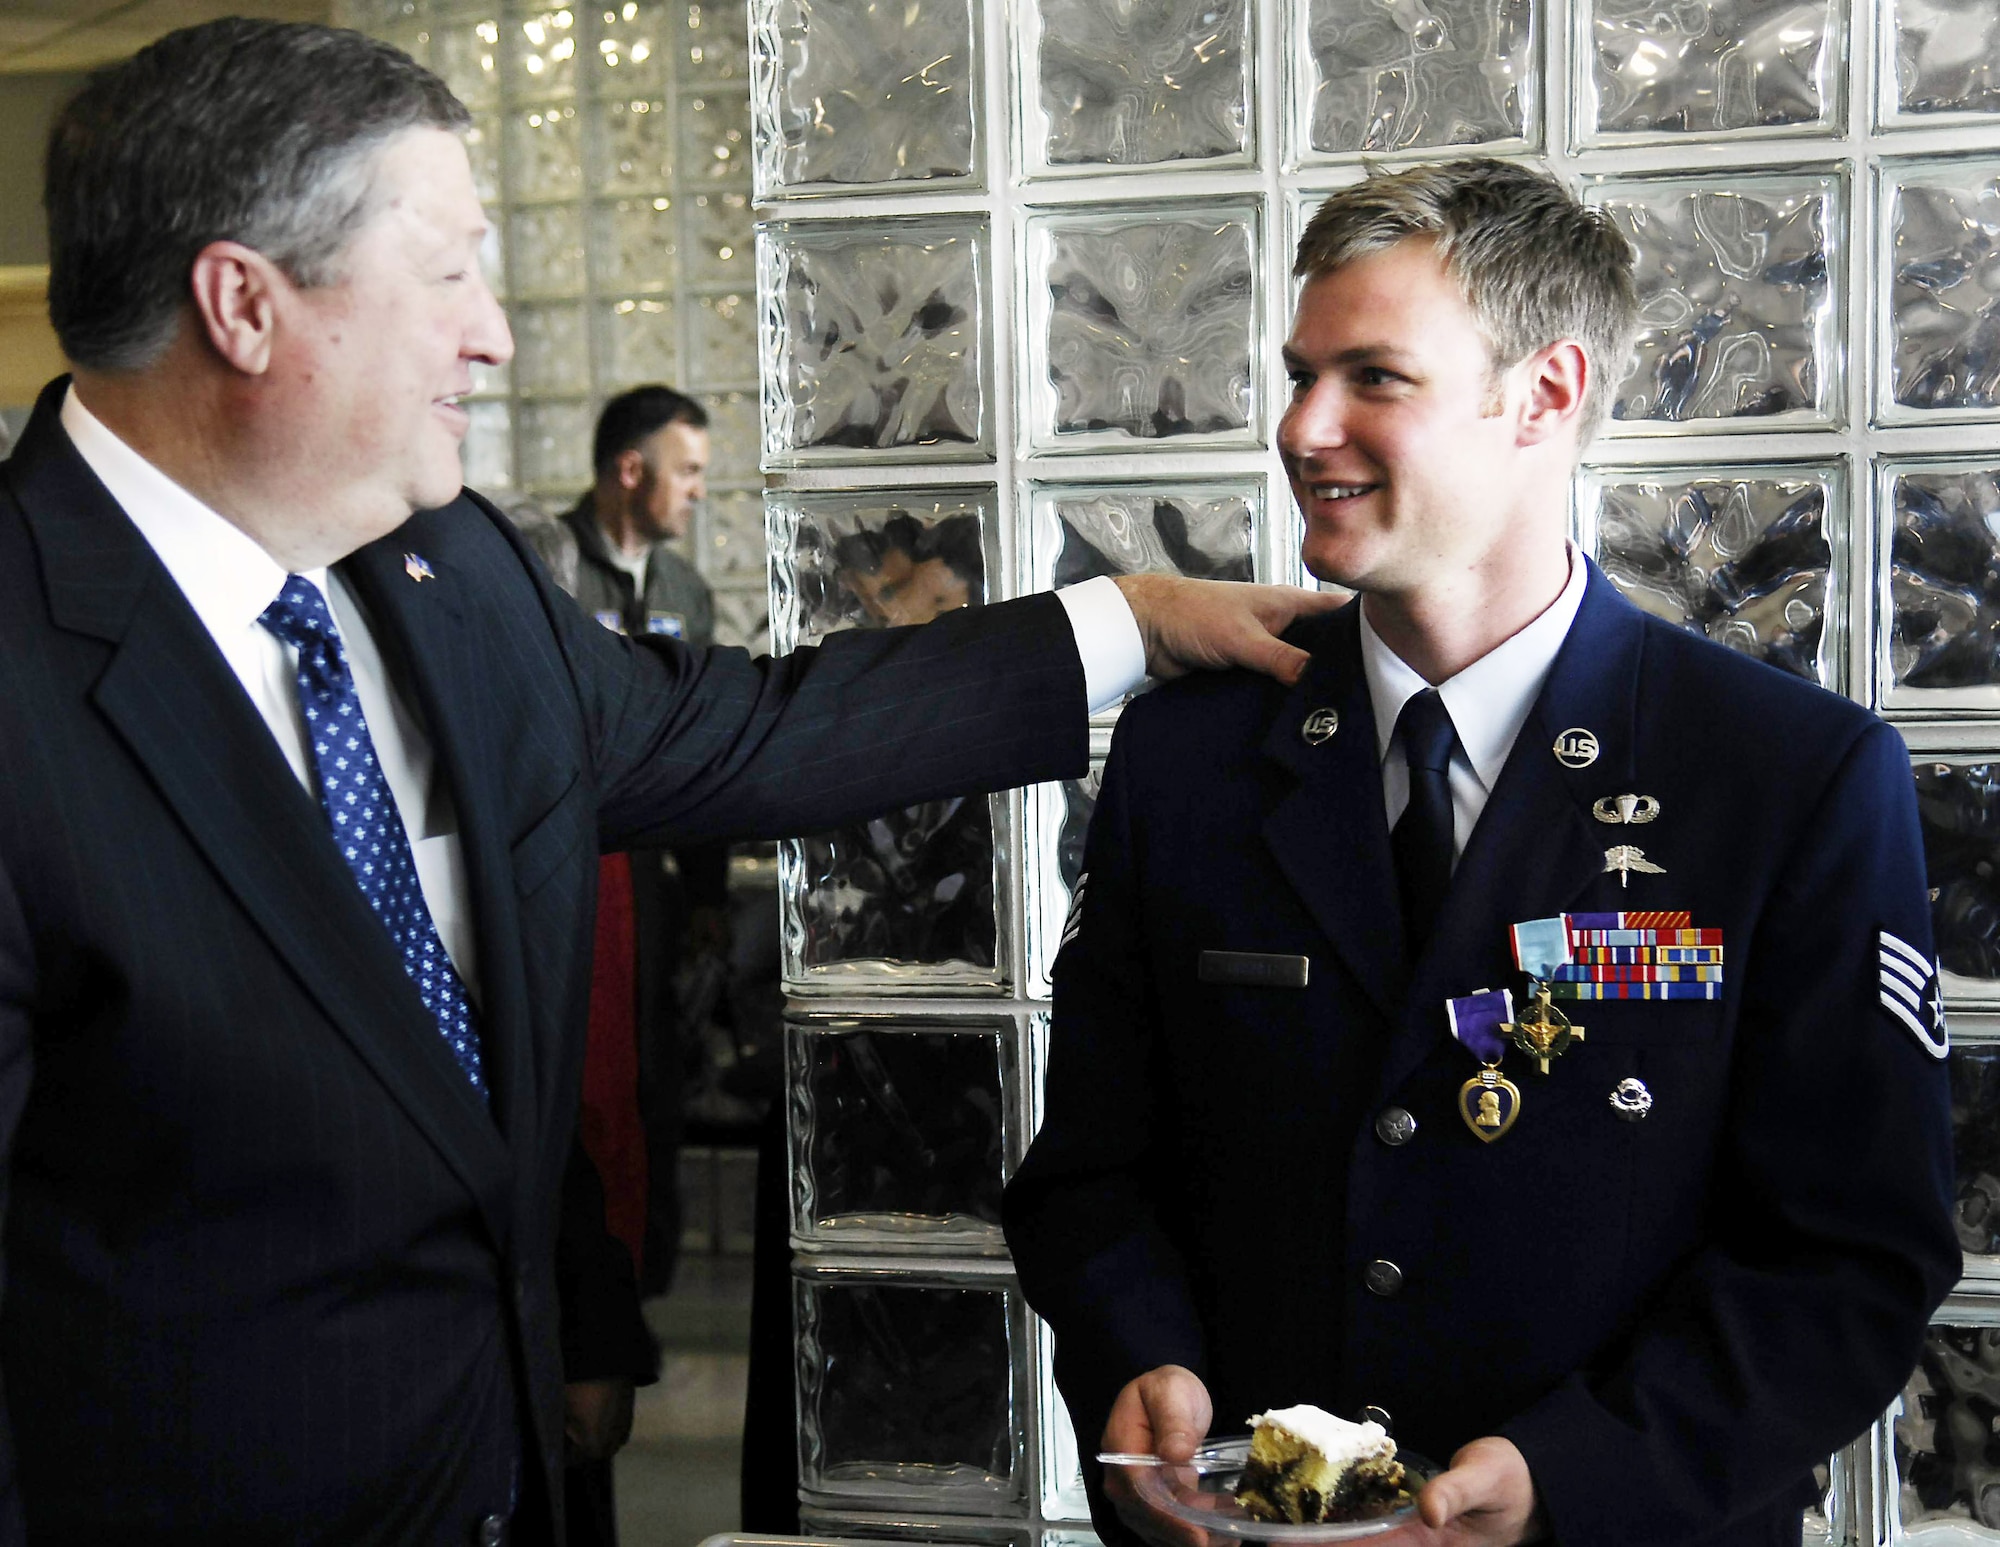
591, 197, 679, 294
753, 0, 980, 196
1586, 172, 1841, 430
1022, 0, 1251, 172
1580, 0, 1836, 141
1580, 464, 1843, 688
1035, 1319, 1090, 1521
517, 399, 594, 491
682, 88, 754, 184
1028, 480, 1259, 590
795, 1269, 1026, 1509
1023, 202, 1259, 454
704, 487, 770, 581
687, 0, 752, 81
768, 488, 1008, 991
508, 9, 582, 97
591, 0, 671, 95
507, 205, 587, 298
760, 218, 989, 462
1914, 757, 2000, 1004
511, 302, 591, 395
469, 358, 509, 399
465, 115, 503, 206
694, 290, 760, 388
713, 584, 774, 653
787, 1013, 1018, 1250
1026, 752, 1104, 1000
1882, 160, 2000, 420
704, 391, 762, 481
1886, 0, 2000, 121
596, 297, 681, 387
1894, 1324, 2000, 1530
505, 104, 585, 201
1951, 1044, 2000, 1270
462, 399, 514, 492
1296, 0, 1535, 157
688, 189, 755, 285
1879, 457, 2000, 708
600, 96, 676, 194
797, 1512, 1034, 1547
428, 15, 501, 108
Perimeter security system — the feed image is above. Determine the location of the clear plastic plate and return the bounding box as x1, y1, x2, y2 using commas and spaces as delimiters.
1107, 1435, 1436, 1542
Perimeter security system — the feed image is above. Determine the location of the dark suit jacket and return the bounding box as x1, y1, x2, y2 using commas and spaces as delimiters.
0, 378, 1086, 1545
1005, 565, 1959, 1547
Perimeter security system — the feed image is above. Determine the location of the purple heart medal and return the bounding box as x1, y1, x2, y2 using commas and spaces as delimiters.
1447, 988, 1520, 1143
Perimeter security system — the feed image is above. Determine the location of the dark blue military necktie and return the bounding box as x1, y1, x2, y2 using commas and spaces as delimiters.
259, 575, 487, 1094
1391, 687, 1458, 952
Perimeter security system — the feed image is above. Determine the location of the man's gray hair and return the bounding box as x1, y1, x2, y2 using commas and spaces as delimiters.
1295, 159, 1640, 443
45, 19, 470, 373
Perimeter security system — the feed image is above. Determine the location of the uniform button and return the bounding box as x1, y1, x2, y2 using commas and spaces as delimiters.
1374, 1108, 1417, 1146
475, 1515, 507, 1547
1363, 1259, 1404, 1298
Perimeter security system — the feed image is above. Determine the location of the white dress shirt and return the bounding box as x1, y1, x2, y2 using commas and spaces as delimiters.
60, 386, 1150, 994
1360, 547, 1589, 865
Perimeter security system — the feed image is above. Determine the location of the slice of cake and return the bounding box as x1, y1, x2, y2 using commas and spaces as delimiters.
1234, 1404, 1412, 1524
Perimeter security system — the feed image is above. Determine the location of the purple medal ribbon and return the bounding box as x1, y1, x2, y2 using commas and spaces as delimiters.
1447, 987, 1514, 1064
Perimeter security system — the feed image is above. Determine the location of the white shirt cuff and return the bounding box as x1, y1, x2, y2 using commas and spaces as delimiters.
1056, 575, 1147, 714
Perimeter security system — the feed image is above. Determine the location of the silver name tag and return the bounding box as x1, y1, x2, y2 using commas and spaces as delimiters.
1198, 951, 1310, 989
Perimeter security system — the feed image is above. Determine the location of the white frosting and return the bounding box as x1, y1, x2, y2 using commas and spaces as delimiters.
1249, 1405, 1389, 1465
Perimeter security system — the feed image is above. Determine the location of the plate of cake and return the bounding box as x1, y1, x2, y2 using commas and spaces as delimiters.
1104, 1405, 1430, 1541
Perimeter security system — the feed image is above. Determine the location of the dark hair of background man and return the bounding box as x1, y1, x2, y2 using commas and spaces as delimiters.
592, 384, 711, 475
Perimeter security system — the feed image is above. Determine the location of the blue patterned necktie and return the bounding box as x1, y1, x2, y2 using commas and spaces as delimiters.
259, 575, 486, 1094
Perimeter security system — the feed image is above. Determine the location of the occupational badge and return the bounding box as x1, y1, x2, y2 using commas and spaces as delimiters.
1591, 794, 1660, 825
1609, 1078, 1653, 1121
1603, 845, 1666, 886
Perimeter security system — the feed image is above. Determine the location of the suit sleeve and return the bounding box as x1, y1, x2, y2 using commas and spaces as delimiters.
1003, 719, 1210, 1474
0, 849, 30, 1542
1502, 720, 1960, 1545
487, 508, 1091, 848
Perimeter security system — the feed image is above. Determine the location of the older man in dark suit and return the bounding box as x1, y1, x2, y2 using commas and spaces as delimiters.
0, 20, 1333, 1545
1005, 160, 1960, 1547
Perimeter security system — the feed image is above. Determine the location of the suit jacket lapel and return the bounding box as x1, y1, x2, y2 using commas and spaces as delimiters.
11, 384, 515, 1243
1384, 562, 1648, 1096
342, 534, 539, 1156
1260, 604, 1407, 1023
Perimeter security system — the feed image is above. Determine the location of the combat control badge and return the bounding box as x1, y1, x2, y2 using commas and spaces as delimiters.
1879, 929, 1948, 1059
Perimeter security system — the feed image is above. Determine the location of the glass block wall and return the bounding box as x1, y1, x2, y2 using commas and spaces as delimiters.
334, 0, 773, 652
747, 0, 2000, 1542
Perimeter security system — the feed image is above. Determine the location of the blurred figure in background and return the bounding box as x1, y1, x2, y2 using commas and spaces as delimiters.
523, 385, 735, 1545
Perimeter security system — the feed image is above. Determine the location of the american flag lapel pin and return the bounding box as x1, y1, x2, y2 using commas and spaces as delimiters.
404, 552, 435, 583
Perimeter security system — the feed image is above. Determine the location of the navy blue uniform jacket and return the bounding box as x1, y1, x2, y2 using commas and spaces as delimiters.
1005, 566, 1958, 1547
0, 379, 1086, 1546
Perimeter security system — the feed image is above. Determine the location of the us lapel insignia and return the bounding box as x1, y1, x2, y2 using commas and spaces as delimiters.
1301, 707, 1340, 745
1458, 1065, 1521, 1143
1553, 728, 1600, 768
1592, 794, 1660, 825
404, 552, 436, 583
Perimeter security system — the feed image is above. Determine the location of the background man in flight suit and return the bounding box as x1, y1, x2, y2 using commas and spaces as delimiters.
1005, 159, 1959, 1547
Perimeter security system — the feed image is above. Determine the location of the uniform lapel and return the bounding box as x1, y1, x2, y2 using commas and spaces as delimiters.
342, 532, 539, 1156
1382, 563, 1647, 1096
1260, 603, 1408, 1023
10, 384, 515, 1245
